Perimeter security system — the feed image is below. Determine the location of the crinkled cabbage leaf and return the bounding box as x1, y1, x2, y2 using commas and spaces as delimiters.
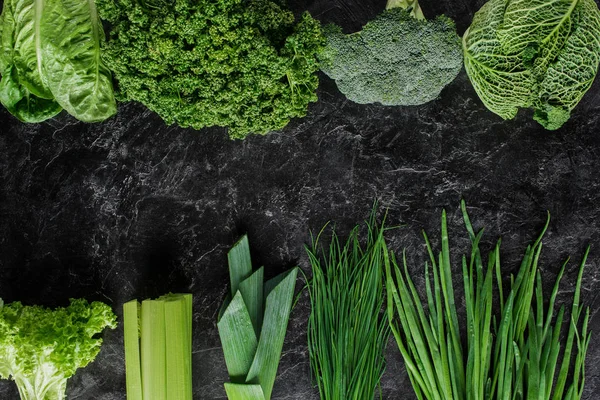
463, 0, 600, 130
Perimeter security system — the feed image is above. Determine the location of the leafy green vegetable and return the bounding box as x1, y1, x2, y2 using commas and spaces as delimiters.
463, 0, 600, 130
218, 235, 298, 400
0, 0, 63, 122
123, 293, 193, 400
0, 0, 116, 123
386, 200, 591, 400
306, 212, 390, 400
0, 298, 117, 400
0, 64, 63, 122
97, 0, 324, 139
319, 0, 462, 106
40, 0, 117, 122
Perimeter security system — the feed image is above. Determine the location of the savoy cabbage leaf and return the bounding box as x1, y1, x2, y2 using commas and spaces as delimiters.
463, 0, 600, 130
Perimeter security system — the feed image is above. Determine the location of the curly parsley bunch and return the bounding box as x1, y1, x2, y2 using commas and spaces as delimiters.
97, 0, 323, 139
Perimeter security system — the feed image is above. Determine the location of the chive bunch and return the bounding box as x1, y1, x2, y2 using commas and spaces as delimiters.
306, 214, 390, 400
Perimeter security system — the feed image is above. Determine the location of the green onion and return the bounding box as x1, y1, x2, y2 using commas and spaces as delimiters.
123, 293, 192, 400
306, 212, 390, 400
218, 235, 298, 400
386, 200, 590, 400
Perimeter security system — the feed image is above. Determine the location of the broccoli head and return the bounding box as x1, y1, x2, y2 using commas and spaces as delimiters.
319, 0, 462, 106
0, 298, 117, 400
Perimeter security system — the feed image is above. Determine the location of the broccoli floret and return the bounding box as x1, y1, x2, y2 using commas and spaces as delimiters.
0, 298, 117, 400
319, 0, 462, 106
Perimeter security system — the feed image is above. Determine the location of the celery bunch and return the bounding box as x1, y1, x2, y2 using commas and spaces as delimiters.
123, 293, 192, 400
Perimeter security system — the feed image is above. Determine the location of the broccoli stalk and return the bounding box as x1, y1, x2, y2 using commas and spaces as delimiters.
0, 298, 117, 400
386, 0, 424, 20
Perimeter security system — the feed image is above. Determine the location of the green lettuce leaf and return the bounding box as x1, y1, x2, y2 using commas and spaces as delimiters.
0, 0, 115, 123
11, 0, 53, 99
0, 0, 62, 122
0, 64, 62, 122
40, 0, 116, 122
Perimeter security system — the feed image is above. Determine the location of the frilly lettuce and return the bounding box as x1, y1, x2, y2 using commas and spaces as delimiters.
0, 298, 117, 400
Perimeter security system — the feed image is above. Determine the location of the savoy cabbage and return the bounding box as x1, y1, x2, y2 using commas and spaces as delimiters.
463, 0, 600, 130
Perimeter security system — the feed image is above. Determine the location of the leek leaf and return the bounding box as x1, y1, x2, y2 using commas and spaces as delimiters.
219, 235, 298, 400
217, 291, 258, 381
239, 267, 264, 338
228, 235, 253, 296
224, 383, 266, 400
246, 268, 298, 399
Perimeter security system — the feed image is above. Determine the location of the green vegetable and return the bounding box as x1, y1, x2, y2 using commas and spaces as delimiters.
463, 0, 600, 130
40, 0, 117, 122
97, 0, 324, 139
0, 0, 63, 122
306, 212, 390, 400
218, 235, 298, 399
0, 298, 117, 400
0, 0, 117, 123
319, 0, 462, 106
123, 293, 193, 400
386, 200, 590, 399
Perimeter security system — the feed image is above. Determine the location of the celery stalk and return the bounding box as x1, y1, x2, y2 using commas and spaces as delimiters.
124, 294, 192, 400
123, 300, 143, 400
141, 299, 167, 400
165, 294, 193, 400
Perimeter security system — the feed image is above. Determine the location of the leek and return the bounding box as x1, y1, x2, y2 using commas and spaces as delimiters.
218, 235, 298, 400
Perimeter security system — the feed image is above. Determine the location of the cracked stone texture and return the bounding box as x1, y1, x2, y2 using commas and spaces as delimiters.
2, 0, 600, 398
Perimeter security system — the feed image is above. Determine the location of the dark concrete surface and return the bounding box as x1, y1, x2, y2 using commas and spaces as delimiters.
1, 0, 600, 398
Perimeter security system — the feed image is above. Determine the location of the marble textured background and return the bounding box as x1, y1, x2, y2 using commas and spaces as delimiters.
2, 0, 600, 398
